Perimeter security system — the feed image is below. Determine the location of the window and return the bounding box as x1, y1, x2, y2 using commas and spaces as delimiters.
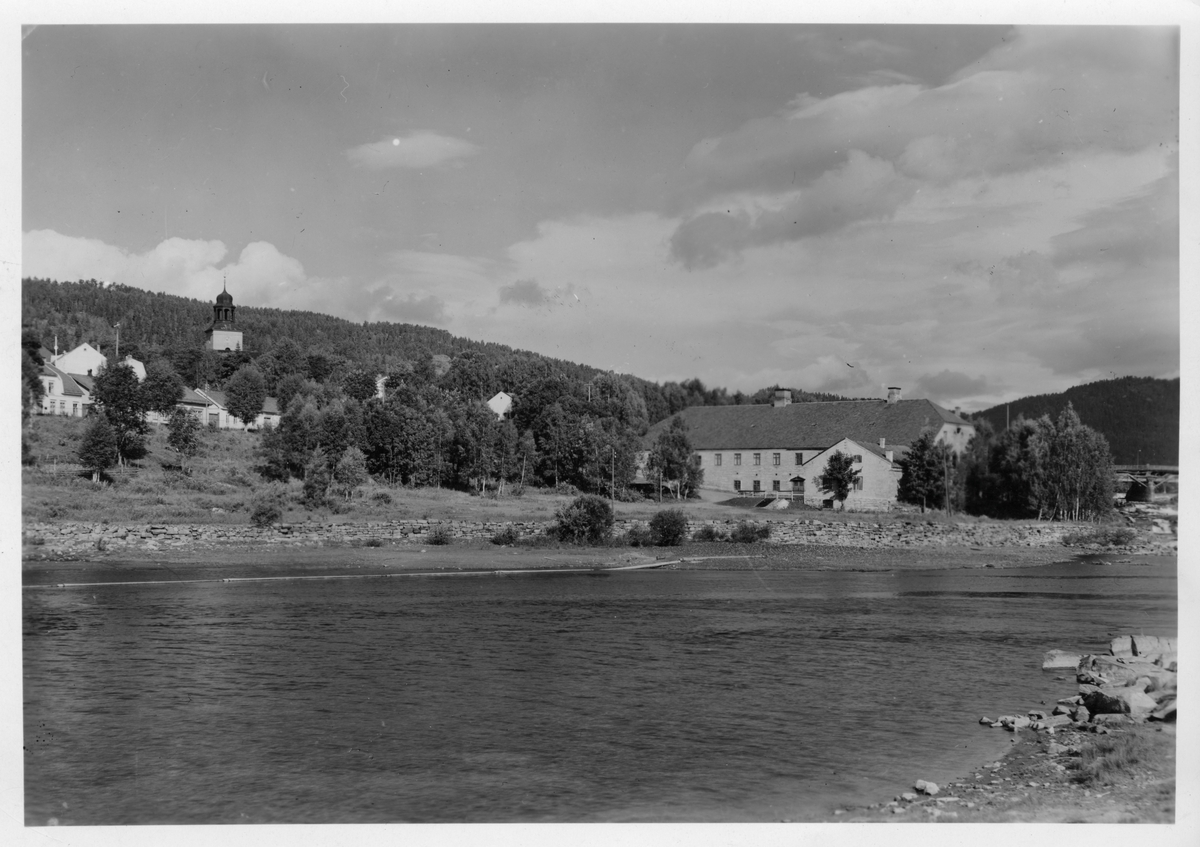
795, 452, 803, 465
753, 453, 761, 466
852, 454, 863, 463
715, 453, 722, 466
772, 480, 781, 492
734, 453, 742, 466
72, 403, 78, 416
733, 480, 741, 492
752, 480, 761, 493
772, 453, 781, 466
853, 478, 864, 491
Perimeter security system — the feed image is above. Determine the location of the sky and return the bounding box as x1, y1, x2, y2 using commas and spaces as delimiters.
18, 16, 1184, 412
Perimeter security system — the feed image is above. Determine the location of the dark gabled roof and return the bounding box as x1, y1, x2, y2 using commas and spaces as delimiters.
42, 364, 86, 397
179, 387, 210, 406
66, 372, 95, 394
643, 399, 972, 452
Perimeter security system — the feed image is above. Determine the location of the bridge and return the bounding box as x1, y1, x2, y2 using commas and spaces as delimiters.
1114, 465, 1178, 502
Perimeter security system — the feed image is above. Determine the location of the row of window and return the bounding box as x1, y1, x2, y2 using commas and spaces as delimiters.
710, 452, 864, 467
731, 478, 864, 493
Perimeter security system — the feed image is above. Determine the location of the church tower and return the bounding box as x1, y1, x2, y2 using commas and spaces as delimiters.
204, 276, 244, 353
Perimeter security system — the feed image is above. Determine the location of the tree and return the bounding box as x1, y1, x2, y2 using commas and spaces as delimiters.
225, 365, 268, 427
78, 417, 119, 482
1043, 404, 1113, 521
898, 430, 957, 512
91, 362, 149, 464
332, 446, 370, 500
21, 329, 44, 422
141, 358, 185, 415
342, 368, 379, 403
554, 494, 614, 545
166, 408, 201, 471
646, 415, 703, 499
302, 447, 332, 508
819, 450, 861, 510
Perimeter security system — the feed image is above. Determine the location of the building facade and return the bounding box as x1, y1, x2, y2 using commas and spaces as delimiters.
641, 388, 975, 511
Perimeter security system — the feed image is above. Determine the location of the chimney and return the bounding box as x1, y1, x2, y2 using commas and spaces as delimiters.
887, 386, 902, 404
878, 437, 886, 449
773, 389, 792, 408
954, 406, 962, 418
885, 450, 894, 463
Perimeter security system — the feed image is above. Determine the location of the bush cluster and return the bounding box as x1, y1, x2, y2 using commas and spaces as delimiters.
692, 524, 727, 542
1062, 526, 1138, 547
491, 525, 520, 545
729, 521, 771, 543
553, 495, 614, 545
427, 525, 453, 545
649, 509, 689, 546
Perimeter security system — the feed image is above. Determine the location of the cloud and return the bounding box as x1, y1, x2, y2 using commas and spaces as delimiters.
913, 370, 993, 404
670, 151, 917, 268
345, 132, 479, 170
379, 293, 448, 324
497, 279, 549, 307
668, 26, 1176, 269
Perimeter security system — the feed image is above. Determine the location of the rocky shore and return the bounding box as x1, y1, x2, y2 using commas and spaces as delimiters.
833, 634, 1178, 823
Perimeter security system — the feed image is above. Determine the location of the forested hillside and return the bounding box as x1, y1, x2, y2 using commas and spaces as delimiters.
22, 277, 845, 426
974, 377, 1179, 465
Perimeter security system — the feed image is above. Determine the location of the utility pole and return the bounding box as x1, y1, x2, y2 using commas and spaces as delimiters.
113, 322, 121, 361
610, 446, 615, 511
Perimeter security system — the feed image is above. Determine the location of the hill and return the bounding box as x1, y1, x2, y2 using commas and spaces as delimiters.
21, 277, 848, 424
974, 377, 1178, 465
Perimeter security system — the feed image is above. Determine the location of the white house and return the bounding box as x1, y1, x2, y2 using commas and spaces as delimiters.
38, 362, 90, 417
194, 388, 282, 430
487, 391, 513, 419
50, 342, 107, 378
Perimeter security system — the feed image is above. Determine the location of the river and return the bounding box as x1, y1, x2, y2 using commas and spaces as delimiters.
23, 557, 1176, 824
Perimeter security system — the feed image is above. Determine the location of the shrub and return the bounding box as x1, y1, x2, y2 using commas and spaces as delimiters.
553, 494, 614, 545
250, 496, 283, 528
621, 525, 653, 547
427, 525, 453, 545
729, 521, 771, 543
692, 524, 727, 542
649, 509, 689, 546
491, 525, 520, 545
1069, 731, 1152, 785
371, 490, 394, 505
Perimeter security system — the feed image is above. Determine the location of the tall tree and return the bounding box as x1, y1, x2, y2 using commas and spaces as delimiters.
91, 362, 149, 463
646, 415, 703, 499
820, 450, 861, 510
166, 407, 201, 472
343, 368, 379, 403
898, 430, 958, 512
78, 417, 119, 482
225, 365, 268, 428
141, 358, 185, 416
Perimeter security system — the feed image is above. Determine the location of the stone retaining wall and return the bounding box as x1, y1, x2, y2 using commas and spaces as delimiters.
21, 515, 1124, 556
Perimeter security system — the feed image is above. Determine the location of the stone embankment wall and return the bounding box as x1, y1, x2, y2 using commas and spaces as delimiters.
21, 516, 1144, 556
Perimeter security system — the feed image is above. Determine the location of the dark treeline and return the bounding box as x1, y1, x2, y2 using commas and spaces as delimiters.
973, 376, 1178, 466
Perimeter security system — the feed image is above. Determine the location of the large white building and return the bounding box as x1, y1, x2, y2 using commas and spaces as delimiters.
640, 388, 975, 510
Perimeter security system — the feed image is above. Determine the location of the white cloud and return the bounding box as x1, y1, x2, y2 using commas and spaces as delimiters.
344, 132, 480, 170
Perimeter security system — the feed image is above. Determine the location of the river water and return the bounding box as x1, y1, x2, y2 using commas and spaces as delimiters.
23, 558, 1176, 824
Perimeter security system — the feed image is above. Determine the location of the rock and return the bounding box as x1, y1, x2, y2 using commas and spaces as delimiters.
1148, 699, 1176, 723
915, 780, 940, 796
1056, 695, 1083, 705
900, 791, 918, 801
979, 716, 994, 725
1082, 686, 1157, 719
1091, 713, 1134, 726
1071, 706, 1091, 723
1078, 655, 1172, 687
1042, 649, 1083, 670
1052, 704, 1071, 716
1027, 710, 1048, 721
1032, 714, 1072, 730
1109, 635, 1133, 657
